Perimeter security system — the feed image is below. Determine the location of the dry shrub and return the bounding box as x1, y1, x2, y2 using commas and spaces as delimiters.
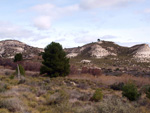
96, 95, 141, 113
0, 58, 16, 68
0, 58, 41, 72
21, 61, 41, 72
81, 67, 101, 76
0, 97, 26, 112
0, 109, 9, 113
47, 90, 69, 105
70, 66, 102, 76
68, 74, 150, 87
70, 65, 79, 75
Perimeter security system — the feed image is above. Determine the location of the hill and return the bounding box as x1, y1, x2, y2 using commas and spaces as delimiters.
0, 40, 43, 59
65, 40, 150, 62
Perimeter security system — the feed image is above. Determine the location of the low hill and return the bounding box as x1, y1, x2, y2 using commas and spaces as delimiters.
0, 40, 43, 59
65, 41, 150, 62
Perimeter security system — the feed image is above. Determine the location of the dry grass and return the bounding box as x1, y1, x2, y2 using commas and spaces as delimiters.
0, 67, 39, 76
68, 74, 150, 87
0, 71, 150, 113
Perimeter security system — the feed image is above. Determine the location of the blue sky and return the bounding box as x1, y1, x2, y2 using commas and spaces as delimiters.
0, 0, 150, 48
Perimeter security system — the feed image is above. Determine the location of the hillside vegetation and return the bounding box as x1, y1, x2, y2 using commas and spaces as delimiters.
0, 73, 150, 113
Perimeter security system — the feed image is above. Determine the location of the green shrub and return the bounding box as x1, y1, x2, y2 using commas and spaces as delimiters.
91, 88, 103, 102
9, 75, 15, 80
146, 87, 150, 99
16, 64, 25, 76
110, 82, 124, 90
122, 82, 140, 101
14, 53, 23, 62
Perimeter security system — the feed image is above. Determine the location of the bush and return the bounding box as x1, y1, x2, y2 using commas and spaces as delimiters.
122, 82, 140, 101
0, 82, 8, 93
9, 75, 15, 80
0, 97, 25, 112
81, 67, 102, 76
96, 95, 139, 113
21, 61, 41, 72
47, 90, 69, 105
146, 87, 150, 99
14, 53, 23, 62
110, 82, 124, 90
91, 88, 103, 102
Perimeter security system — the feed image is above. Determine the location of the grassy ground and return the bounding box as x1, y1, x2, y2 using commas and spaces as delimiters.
69, 55, 150, 72
0, 73, 150, 113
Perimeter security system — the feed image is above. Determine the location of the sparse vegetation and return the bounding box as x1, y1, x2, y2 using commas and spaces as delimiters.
0, 40, 150, 113
110, 82, 124, 90
122, 82, 140, 101
146, 87, 150, 99
0, 73, 149, 112
91, 88, 103, 102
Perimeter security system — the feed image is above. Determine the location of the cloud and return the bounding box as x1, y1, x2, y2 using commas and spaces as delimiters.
0, 21, 51, 48
33, 16, 52, 30
74, 35, 99, 43
31, 3, 79, 30
116, 41, 145, 47
80, 0, 144, 9
143, 9, 150, 13
55, 38, 66, 42
0, 21, 33, 39
100, 35, 117, 39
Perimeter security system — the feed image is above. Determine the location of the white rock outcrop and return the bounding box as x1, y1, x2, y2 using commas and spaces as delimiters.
134, 44, 150, 62
88, 44, 116, 58
67, 53, 78, 58
81, 60, 91, 64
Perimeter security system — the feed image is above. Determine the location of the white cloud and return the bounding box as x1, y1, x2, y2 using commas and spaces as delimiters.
33, 16, 52, 30
31, 3, 79, 30
74, 35, 99, 43
100, 35, 117, 39
74, 34, 118, 44
80, 0, 144, 9
116, 41, 144, 47
143, 9, 150, 13
0, 21, 51, 48
0, 21, 33, 39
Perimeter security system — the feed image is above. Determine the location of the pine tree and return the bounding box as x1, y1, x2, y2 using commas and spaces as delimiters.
40, 42, 70, 77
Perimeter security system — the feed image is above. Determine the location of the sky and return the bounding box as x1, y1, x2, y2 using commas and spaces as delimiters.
0, 0, 150, 48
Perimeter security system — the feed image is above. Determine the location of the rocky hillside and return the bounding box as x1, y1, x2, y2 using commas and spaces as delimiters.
0, 40, 43, 59
65, 41, 150, 62
1, 39, 150, 62
65, 41, 128, 58
130, 44, 150, 62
